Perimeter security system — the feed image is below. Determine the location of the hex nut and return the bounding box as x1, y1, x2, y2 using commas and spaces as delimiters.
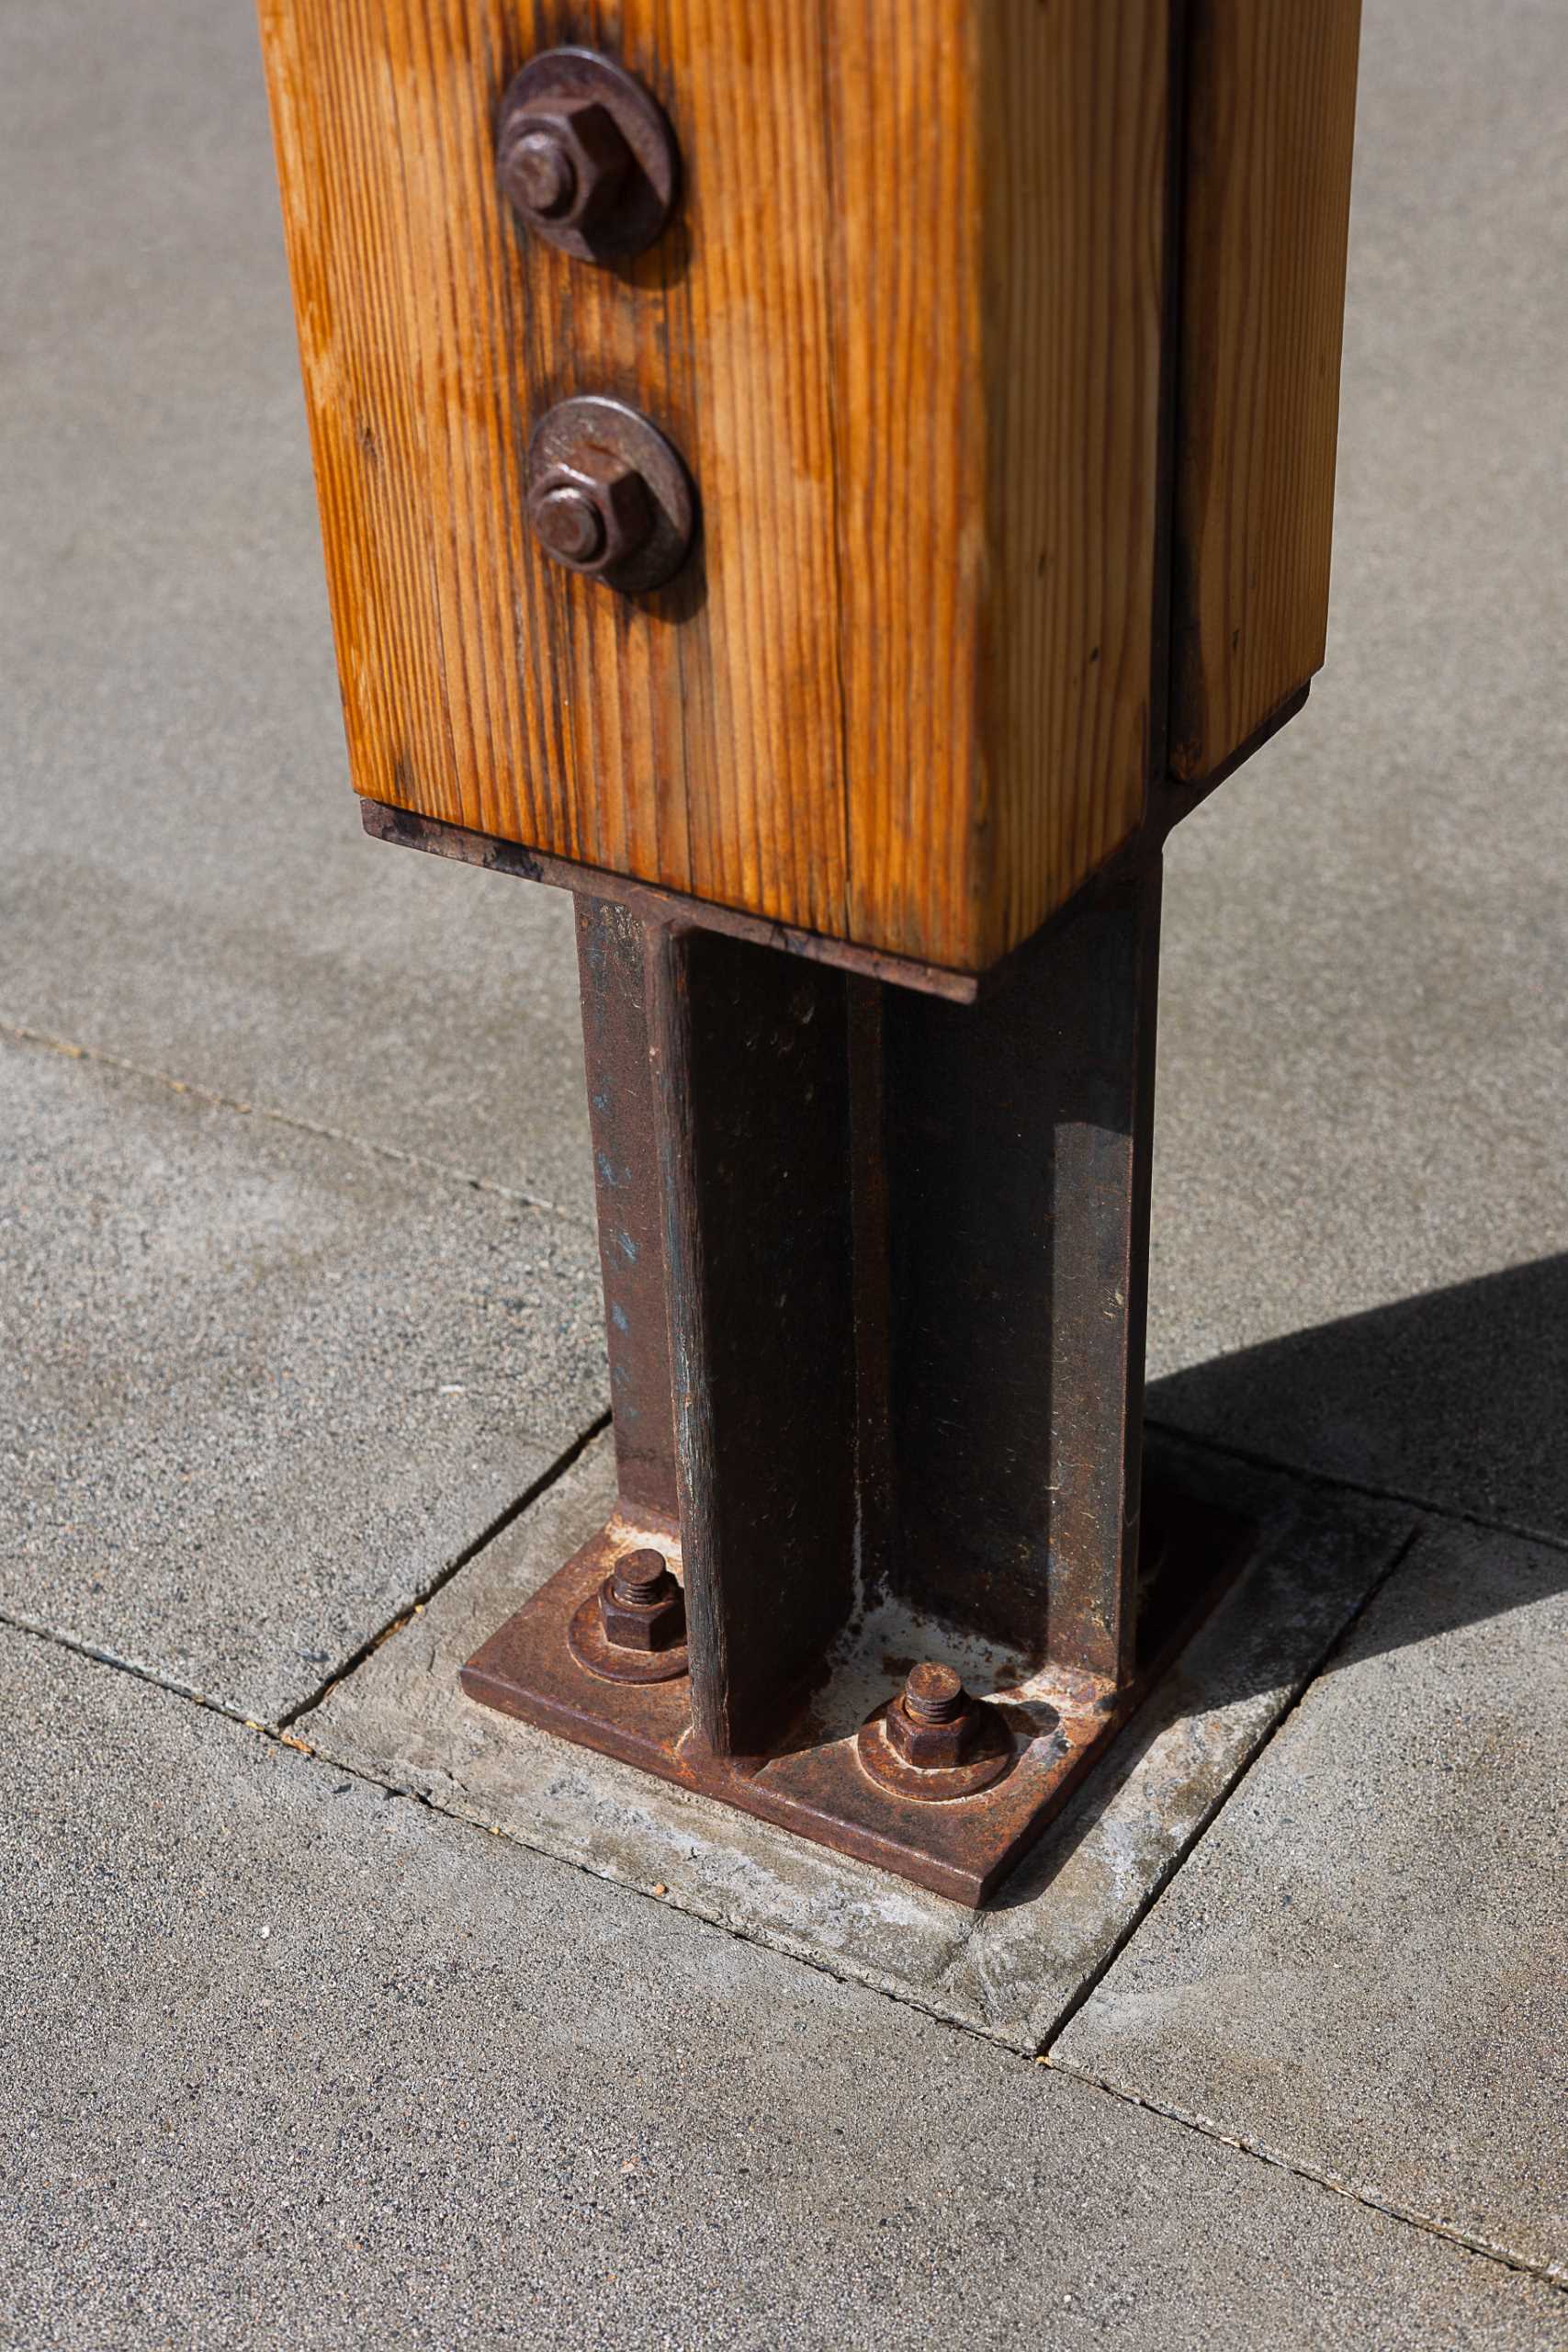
529, 483, 606, 568
527, 397, 694, 594
499, 98, 630, 238
527, 445, 655, 579
885, 1689, 979, 1770
598, 1560, 686, 1654
505, 128, 576, 220
497, 51, 679, 263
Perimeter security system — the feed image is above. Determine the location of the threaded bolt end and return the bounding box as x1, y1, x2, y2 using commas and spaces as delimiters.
613, 1547, 671, 1604
903, 1661, 965, 1725
512, 128, 577, 219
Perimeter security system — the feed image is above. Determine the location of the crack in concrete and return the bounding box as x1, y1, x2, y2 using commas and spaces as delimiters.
5, 1505, 1562, 2298
1043, 2057, 1568, 2295
1148, 1412, 1568, 1565
274, 1414, 611, 1730
0, 1016, 595, 1232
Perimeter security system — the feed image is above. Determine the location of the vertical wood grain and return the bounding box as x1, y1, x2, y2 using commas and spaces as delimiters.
259, 0, 1177, 969
261, 0, 466, 829
980, 0, 1169, 965
1169, 0, 1362, 782
653, 0, 847, 930
827, 6, 985, 968
827, 1, 1168, 968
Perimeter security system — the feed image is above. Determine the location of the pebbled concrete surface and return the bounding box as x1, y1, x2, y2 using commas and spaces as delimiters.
1055, 1520, 1568, 2282
4, 1621, 1562, 2352
1148, 0, 1568, 1523
1, 0, 1566, 2341
0, 1032, 604, 1724
304, 1428, 1419, 2052
1151, 1254, 1568, 1546
0, 0, 593, 1219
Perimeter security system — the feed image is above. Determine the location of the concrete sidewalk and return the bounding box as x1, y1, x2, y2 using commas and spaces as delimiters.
3, 0, 1564, 2345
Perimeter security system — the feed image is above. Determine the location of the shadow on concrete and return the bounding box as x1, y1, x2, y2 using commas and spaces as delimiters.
1149, 1251, 1568, 1548
988, 1272, 1568, 1916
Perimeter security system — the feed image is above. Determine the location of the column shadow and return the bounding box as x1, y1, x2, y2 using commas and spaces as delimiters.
1149, 1250, 1568, 1660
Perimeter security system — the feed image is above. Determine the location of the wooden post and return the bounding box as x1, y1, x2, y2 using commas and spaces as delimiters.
261, 0, 1361, 1902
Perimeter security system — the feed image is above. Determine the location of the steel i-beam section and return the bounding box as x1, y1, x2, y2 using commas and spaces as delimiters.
462, 863, 1245, 1905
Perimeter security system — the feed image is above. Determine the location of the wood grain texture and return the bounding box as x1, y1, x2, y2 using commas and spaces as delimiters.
1169, 0, 1362, 783
832, 2, 1168, 964
259, 1, 1171, 970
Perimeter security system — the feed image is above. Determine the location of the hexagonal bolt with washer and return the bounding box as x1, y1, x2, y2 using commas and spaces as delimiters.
496, 51, 679, 264
500, 97, 631, 242
526, 397, 694, 594
528, 444, 655, 581
598, 1547, 686, 1654
886, 1662, 980, 1770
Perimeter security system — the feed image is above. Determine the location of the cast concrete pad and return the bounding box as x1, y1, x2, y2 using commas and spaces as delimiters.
0, 1032, 604, 1723
0, 0, 592, 1217
1055, 1519, 1568, 2283
4, 1621, 1561, 2352
304, 1428, 1417, 2053
1148, 0, 1568, 1531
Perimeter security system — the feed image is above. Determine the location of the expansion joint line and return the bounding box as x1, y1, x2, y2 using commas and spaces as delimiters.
0, 1416, 607, 1739
0, 1015, 592, 1230
1043, 2058, 1568, 2295
275, 1413, 610, 1728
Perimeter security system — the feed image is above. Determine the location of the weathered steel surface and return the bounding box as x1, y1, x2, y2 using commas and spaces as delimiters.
650, 924, 859, 1760
575, 901, 679, 1528
576, 905, 862, 1759
883, 865, 1162, 1688
464, 881, 1244, 1903
460, 1480, 1249, 1905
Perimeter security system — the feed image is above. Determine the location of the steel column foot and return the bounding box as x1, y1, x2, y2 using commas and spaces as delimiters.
461, 871, 1249, 1906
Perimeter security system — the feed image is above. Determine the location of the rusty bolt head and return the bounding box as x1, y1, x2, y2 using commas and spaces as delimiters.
530, 483, 605, 568
886, 1662, 978, 1769
507, 129, 577, 220
527, 444, 654, 580
527, 397, 693, 594
599, 1548, 685, 1653
497, 52, 678, 264
500, 98, 630, 238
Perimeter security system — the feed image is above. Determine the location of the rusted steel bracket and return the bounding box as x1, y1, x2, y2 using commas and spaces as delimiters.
257, 0, 1358, 1906
461, 862, 1247, 1905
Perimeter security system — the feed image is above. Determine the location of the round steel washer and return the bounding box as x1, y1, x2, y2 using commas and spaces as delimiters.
527, 395, 695, 595
567, 1586, 690, 1686
854, 1700, 1019, 1804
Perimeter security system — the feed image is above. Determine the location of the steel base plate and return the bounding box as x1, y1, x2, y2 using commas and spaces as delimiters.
460, 1495, 1249, 1906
